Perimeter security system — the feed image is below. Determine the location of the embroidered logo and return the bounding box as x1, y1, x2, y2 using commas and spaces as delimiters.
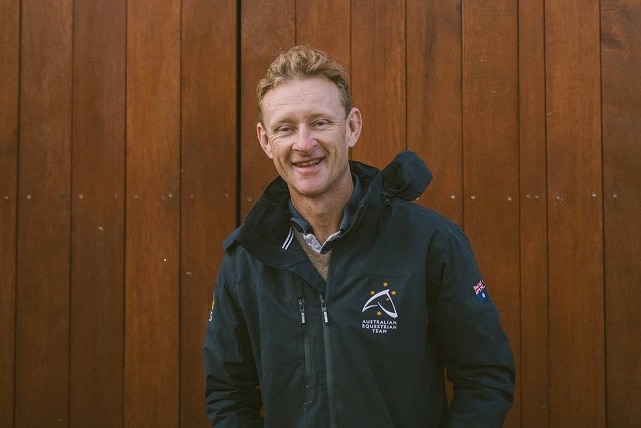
361, 282, 398, 334
474, 279, 489, 302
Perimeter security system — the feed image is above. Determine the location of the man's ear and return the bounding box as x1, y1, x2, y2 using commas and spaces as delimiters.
257, 122, 273, 158
346, 107, 362, 148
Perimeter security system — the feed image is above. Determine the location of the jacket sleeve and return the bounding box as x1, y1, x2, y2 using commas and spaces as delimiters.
203, 260, 263, 428
427, 224, 515, 427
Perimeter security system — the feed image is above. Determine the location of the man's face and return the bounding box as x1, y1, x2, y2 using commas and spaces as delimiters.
257, 77, 362, 204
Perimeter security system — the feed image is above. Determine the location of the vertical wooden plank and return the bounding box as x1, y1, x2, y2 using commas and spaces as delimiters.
15, 0, 73, 425
0, 0, 19, 425
70, 0, 126, 426
601, 1, 641, 426
519, 0, 549, 426
240, 0, 295, 219
407, 0, 463, 226
125, 0, 181, 426
461, 2, 521, 426
181, 0, 237, 426
351, 0, 406, 169
296, 0, 351, 68
545, 0, 605, 425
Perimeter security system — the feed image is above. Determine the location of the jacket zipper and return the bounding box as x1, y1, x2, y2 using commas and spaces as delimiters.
298, 297, 311, 377
320, 294, 337, 428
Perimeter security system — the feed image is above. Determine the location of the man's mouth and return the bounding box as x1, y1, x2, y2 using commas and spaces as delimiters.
293, 159, 321, 168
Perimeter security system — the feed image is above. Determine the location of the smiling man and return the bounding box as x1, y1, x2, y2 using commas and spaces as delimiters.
203, 45, 515, 427
256, 76, 361, 245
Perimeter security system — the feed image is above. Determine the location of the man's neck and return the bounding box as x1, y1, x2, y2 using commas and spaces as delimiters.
290, 180, 354, 245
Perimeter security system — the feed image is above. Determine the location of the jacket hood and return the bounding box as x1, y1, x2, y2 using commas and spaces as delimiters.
379, 150, 432, 201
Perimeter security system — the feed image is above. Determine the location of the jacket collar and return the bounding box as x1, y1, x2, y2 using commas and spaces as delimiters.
224, 151, 432, 267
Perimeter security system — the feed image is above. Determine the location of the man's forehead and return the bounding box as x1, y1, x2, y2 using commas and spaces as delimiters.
261, 78, 343, 120
264, 77, 339, 100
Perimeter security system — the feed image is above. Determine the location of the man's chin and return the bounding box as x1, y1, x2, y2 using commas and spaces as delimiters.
288, 183, 326, 200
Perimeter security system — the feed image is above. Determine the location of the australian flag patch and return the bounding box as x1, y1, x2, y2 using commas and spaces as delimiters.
473, 279, 489, 302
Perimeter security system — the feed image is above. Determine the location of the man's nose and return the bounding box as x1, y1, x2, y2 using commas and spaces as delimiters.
292, 125, 316, 151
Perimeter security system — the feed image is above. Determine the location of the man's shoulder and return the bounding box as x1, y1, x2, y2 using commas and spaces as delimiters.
390, 197, 452, 225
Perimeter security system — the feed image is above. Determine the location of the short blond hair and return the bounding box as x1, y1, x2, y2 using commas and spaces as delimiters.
257, 45, 352, 121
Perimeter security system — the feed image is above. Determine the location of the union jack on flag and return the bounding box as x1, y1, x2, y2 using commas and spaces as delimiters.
473, 279, 489, 302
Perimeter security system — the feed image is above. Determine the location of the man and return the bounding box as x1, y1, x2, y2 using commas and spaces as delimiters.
204, 45, 515, 427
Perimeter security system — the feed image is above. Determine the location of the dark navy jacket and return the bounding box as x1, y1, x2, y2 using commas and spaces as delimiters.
204, 152, 515, 427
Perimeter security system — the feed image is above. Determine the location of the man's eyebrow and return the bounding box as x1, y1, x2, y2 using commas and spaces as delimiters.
269, 111, 336, 125
268, 119, 293, 129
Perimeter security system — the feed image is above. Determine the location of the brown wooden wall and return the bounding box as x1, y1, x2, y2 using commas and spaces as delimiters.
1, 1, 640, 427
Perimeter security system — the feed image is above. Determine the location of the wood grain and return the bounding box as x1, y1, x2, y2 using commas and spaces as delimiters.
407, 0, 464, 225
15, 0, 73, 425
0, 0, 20, 424
351, 0, 406, 168
461, 2, 521, 426
518, 0, 550, 426
602, 1, 641, 426
125, 0, 181, 425
546, 0, 606, 425
69, 0, 126, 426
180, 0, 238, 426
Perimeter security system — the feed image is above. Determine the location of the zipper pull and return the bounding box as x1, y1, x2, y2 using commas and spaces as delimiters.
320, 297, 329, 325
298, 297, 306, 324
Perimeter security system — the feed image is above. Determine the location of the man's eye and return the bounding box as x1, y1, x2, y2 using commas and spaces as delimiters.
313, 120, 329, 128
